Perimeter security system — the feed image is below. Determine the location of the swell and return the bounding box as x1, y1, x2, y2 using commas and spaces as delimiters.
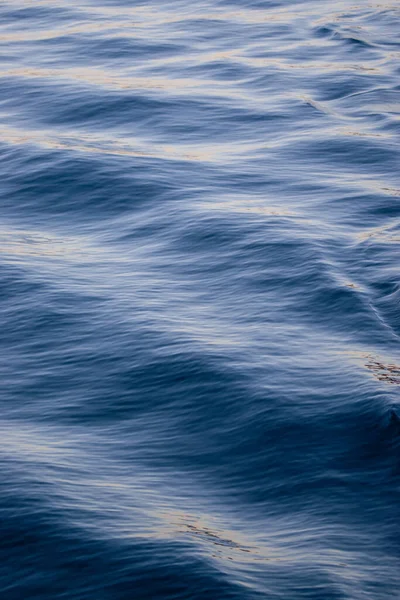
1, 1, 400, 599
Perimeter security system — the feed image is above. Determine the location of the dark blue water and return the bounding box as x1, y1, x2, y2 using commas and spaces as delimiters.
1, 1, 399, 598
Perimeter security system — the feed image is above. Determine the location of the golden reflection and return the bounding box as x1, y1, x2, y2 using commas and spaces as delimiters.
380, 187, 400, 197
365, 358, 400, 384
345, 351, 400, 385
2, 0, 347, 42
150, 508, 353, 568
366, 183, 400, 197
344, 281, 360, 289
0, 65, 260, 107
0, 420, 355, 568
0, 420, 281, 566
0, 66, 227, 95
0, 124, 262, 164
7, 3, 299, 32
0, 20, 141, 43
336, 128, 393, 138
151, 508, 281, 564
0, 228, 92, 261
10, 0, 400, 30
62, 5, 303, 27
238, 55, 383, 73
356, 222, 400, 243
202, 198, 296, 218
300, 95, 341, 117
312, 2, 400, 27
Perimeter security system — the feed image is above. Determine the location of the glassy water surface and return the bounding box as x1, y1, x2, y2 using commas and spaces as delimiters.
0, 1, 399, 598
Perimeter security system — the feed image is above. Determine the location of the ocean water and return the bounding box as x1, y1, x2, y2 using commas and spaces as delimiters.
0, 0, 399, 598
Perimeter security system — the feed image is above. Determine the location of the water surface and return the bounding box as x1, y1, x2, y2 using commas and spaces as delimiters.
0, 1, 399, 598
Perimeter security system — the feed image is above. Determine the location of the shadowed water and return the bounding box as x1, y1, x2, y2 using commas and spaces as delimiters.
0, 1, 399, 598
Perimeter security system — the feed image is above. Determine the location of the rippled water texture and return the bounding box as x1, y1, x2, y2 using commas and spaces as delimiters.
0, 1, 399, 598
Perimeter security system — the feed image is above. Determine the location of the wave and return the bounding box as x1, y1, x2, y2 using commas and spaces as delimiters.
0, 0, 399, 598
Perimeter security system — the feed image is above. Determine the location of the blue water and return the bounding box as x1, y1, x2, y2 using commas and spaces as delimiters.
1, 1, 399, 598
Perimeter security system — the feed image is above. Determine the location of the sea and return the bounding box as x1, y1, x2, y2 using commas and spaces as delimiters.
0, 1, 399, 598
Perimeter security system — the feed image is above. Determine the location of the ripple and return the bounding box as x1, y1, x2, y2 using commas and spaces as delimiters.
1, 0, 400, 598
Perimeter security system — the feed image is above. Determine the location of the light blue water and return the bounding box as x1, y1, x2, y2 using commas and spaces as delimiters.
0, 1, 399, 598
